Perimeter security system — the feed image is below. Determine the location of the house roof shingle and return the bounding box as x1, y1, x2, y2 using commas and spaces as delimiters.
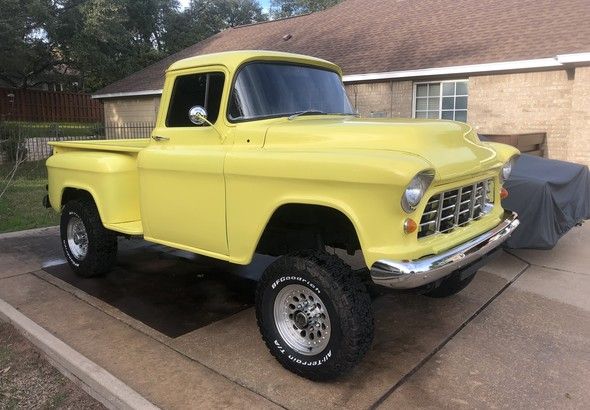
95, 0, 590, 96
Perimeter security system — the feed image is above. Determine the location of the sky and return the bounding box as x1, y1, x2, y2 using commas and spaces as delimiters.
178, 0, 272, 13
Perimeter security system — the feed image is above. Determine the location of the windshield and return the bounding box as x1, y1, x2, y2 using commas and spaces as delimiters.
228, 62, 355, 121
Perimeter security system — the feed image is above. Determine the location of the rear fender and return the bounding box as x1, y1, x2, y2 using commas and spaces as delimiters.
46, 150, 140, 224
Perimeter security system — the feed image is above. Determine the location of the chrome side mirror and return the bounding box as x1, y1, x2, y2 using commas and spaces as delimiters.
188, 105, 208, 125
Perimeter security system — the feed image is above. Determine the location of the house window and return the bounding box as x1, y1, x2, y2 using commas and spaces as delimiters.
413, 80, 468, 122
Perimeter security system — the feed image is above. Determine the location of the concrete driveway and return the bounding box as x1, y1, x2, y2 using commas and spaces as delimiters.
0, 224, 588, 409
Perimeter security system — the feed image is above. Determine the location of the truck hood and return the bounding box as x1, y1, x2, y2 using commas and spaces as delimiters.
263, 117, 500, 181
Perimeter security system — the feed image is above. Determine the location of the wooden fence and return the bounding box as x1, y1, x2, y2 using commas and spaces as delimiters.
0, 87, 103, 123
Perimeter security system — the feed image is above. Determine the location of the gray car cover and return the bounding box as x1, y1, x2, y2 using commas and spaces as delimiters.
501, 154, 590, 249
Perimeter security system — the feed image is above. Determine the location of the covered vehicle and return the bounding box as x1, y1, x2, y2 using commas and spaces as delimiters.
501, 154, 590, 249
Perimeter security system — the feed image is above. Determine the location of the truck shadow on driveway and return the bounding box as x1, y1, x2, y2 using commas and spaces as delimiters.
42, 241, 396, 339
43, 243, 265, 338
42, 240, 492, 343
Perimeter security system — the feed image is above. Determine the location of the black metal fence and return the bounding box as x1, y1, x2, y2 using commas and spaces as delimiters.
0, 121, 154, 164
0, 121, 154, 233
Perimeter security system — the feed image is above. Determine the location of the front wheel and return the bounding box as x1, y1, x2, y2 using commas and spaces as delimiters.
255, 250, 373, 380
60, 199, 117, 278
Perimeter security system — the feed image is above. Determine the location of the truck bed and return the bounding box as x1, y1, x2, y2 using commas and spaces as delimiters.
47, 138, 149, 236
48, 138, 150, 153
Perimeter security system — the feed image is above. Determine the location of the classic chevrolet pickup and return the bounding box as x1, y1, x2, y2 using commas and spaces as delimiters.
45, 50, 519, 380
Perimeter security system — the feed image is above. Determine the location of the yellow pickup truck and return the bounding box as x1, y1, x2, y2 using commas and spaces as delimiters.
45, 50, 519, 380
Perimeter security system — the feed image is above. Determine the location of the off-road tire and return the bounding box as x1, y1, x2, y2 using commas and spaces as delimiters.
60, 199, 117, 278
255, 250, 374, 380
423, 271, 476, 298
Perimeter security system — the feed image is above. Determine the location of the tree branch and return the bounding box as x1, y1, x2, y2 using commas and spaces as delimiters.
0, 74, 19, 87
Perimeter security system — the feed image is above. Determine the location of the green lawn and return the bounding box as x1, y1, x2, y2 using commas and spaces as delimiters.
0, 160, 58, 233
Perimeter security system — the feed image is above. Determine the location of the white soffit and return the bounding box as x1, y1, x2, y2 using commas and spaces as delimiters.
342, 52, 590, 83
92, 89, 163, 99
555, 52, 590, 64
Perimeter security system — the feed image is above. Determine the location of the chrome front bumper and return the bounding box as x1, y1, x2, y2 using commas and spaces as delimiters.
370, 211, 520, 289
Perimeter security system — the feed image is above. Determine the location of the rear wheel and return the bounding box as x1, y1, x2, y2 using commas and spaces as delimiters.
255, 250, 373, 380
60, 199, 117, 278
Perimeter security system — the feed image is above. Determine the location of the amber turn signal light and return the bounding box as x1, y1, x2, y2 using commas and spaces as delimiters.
500, 187, 509, 199
404, 218, 417, 234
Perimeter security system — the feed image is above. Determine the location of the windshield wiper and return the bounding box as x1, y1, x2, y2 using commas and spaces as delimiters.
287, 110, 360, 120
287, 110, 326, 120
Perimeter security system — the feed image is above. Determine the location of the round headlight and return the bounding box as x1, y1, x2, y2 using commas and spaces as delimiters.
500, 157, 516, 183
401, 171, 435, 213
406, 179, 425, 206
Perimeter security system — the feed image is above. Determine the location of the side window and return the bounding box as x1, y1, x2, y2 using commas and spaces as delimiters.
166, 72, 225, 127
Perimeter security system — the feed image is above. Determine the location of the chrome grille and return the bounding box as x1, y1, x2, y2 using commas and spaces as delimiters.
418, 179, 493, 238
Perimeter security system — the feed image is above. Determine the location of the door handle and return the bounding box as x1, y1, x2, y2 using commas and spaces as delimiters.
152, 135, 169, 142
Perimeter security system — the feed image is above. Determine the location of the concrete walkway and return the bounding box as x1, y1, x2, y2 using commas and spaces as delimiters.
0, 224, 588, 408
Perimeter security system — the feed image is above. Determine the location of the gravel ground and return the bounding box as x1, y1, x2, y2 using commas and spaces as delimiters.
0, 321, 104, 409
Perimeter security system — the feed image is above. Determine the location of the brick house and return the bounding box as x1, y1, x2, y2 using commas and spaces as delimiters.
93, 0, 590, 165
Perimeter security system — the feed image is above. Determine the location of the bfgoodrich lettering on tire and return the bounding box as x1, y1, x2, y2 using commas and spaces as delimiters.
255, 250, 374, 380
60, 198, 117, 278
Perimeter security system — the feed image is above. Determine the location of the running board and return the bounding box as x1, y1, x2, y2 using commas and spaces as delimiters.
104, 220, 143, 236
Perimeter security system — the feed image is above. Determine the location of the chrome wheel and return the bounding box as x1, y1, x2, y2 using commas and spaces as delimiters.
67, 215, 88, 260
273, 284, 331, 356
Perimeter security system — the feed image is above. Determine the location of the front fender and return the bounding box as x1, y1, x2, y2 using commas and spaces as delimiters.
483, 141, 521, 164
224, 149, 432, 266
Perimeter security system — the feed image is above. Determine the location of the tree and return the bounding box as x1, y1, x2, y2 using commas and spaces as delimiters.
124, 0, 180, 52
0, 0, 61, 88
163, 0, 267, 54
0, 0, 268, 92
58, 0, 140, 90
269, 0, 340, 19
54, 0, 180, 90
220, 0, 267, 28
